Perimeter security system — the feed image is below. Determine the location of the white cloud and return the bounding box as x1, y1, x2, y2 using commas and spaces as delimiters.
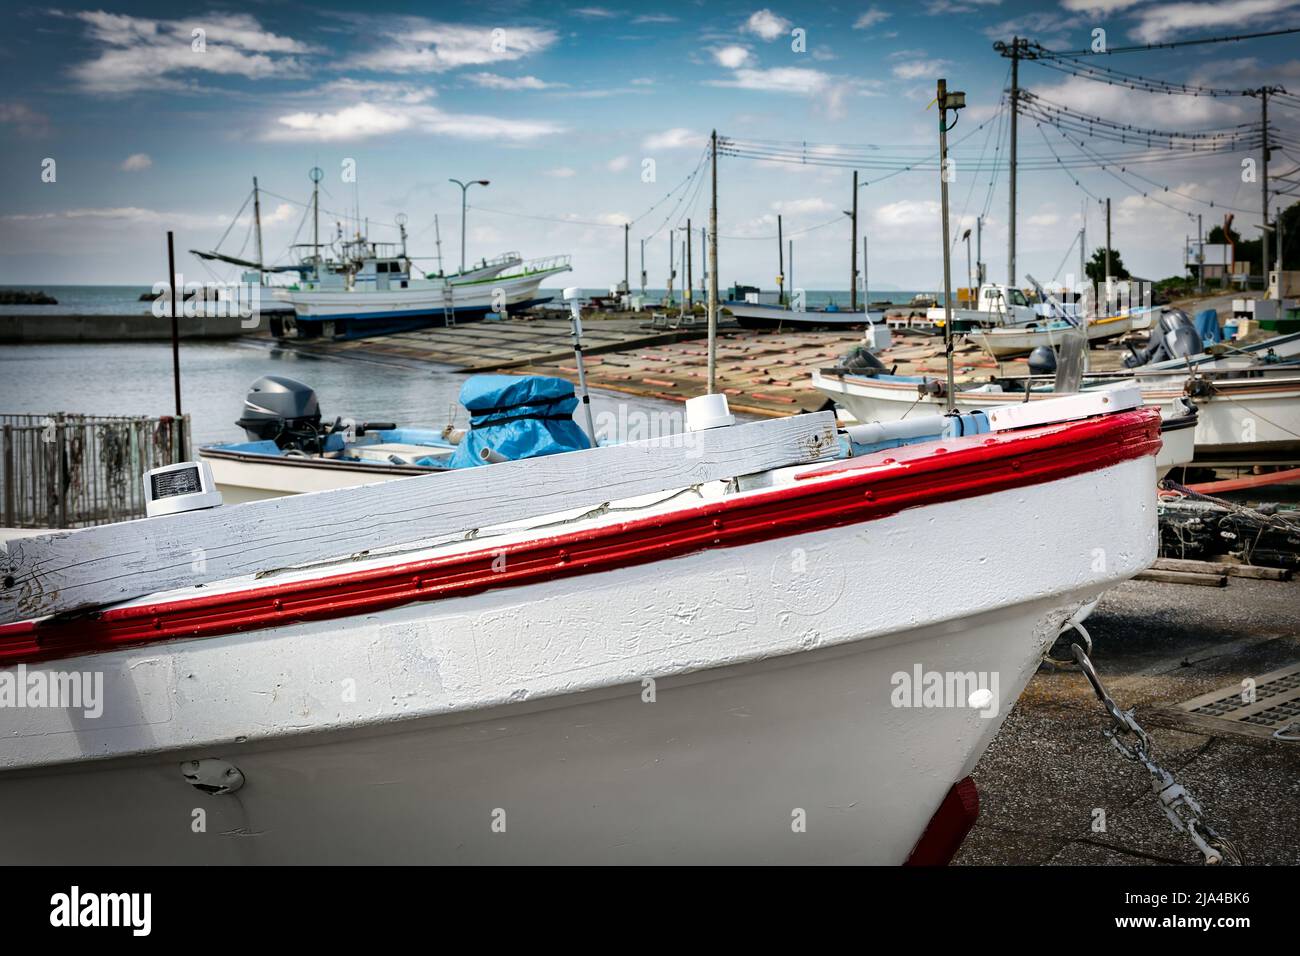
633, 14, 679, 24
605, 155, 631, 172
744, 9, 791, 41
0, 102, 49, 136
853, 7, 892, 29
643, 127, 704, 150
713, 45, 754, 68
771, 197, 835, 215
874, 200, 942, 227
267, 102, 564, 142
314, 79, 435, 103
573, 7, 617, 17
467, 73, 560, 90
1061, 0, 1148, 11
1032, 75, 1242, 127
923, 0, 1004, 13
891, 60, 951, 80
546, 167, 577, 178
120, 153, 152, 172
347, 20, 559, 73
68, 11, 311, 94
1130, 0, 1300, 43
712, 67, 832, 95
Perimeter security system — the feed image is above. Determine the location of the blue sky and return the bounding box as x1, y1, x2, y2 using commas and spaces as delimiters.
2, 1, 1299, 289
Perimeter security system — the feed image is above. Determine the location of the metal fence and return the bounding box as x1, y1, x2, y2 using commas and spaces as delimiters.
1, 413, 191, 529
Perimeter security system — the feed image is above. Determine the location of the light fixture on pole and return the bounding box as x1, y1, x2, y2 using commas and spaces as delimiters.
449, 178, 490, 274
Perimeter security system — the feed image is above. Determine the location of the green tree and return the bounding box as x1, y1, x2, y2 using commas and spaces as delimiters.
1084, 246, 1130, 284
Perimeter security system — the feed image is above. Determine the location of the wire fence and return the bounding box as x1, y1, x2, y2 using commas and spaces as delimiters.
1, 413, 190, 529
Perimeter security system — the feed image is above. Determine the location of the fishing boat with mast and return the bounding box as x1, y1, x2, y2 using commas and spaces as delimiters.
193, 172, 571, 340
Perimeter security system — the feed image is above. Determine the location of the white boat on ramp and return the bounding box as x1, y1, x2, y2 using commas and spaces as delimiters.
0, 389, 1161, 864
812, 331, 1300, 467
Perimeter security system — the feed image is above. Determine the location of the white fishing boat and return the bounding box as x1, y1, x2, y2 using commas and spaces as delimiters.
966, 310, 1152, 358
273, 254, 571, 339
0, 389, 1161, 864
724, 299, 887, 330
812, 360, 1300, 467
199, 374, 591, 502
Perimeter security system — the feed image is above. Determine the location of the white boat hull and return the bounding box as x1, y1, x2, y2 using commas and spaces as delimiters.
199, 451, 426, 502
278, 268, 562, 322
813, 370, 1300, 466
0, 443, 1156, 864
965, 313, 1143, 357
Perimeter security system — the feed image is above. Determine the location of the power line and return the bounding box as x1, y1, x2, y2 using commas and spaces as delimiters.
1037, 27, 1300, 59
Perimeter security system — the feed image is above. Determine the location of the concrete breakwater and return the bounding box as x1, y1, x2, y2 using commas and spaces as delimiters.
0, 313, 260, 343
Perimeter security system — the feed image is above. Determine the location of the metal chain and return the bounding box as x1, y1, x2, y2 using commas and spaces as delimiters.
1070, 642, 1243, 866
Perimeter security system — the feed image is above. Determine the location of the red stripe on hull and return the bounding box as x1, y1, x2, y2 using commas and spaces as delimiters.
0, 409, 1161, 665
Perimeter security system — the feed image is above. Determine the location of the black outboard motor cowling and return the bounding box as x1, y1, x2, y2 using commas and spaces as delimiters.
237, 376, 325, 452
1124, 309, 1202, 367
1027, 345, 1057, 377
837, 344, 887, 373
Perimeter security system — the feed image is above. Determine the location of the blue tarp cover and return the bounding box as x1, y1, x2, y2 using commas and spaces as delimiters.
1194, 309, 1221, 346
448, 374, 591, 469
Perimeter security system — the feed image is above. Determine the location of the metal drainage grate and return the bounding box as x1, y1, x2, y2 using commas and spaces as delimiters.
1173, 664, 1300, 741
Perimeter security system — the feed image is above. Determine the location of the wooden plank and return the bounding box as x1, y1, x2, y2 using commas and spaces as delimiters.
0, 412, 838, 623
1152, 557, 1292, 581
1134, 569, 1228, 588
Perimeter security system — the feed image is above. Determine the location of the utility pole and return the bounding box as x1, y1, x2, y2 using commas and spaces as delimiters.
963, 229, 972, 301
976, 214, 984, 287
708, 129, 719, 394
1079, 200, 1086, 293
666, 233, 674, 306
788, 239, 795, 310
777, 214, 785, 306
639, 238, 646, 296
685, 218, 693, 308
850, 170, 859, 311
700, 225, 707, 300
1278, 203, 1285, 301
623, 223, 629, 293
1237, 87, 1279, 293
863, 236, 870, 311
1105, 197, 1113, 301
1197, 213, 1205, 294
937, 78, 967, 413
994, 37, 1028, 287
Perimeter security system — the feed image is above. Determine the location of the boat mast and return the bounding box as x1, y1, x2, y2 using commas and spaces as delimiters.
252, 176, 264, 276
309, 166, 323, 281
434, 215, 444, 275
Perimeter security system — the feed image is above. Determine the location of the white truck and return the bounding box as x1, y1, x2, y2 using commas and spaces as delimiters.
925, 283, 1039, 331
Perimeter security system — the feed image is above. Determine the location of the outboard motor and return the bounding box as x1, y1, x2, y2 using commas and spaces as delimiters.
237, 376, 328, 453
837, 344, 887, 373
1027, 345, 1057, 377
1124, 309, 1202, 367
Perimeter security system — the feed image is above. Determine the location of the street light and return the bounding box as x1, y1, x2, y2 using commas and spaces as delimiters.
449, 178, 490, 274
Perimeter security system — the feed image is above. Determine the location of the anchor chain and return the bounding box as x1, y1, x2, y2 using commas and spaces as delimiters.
1070, 642, 1243, 866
